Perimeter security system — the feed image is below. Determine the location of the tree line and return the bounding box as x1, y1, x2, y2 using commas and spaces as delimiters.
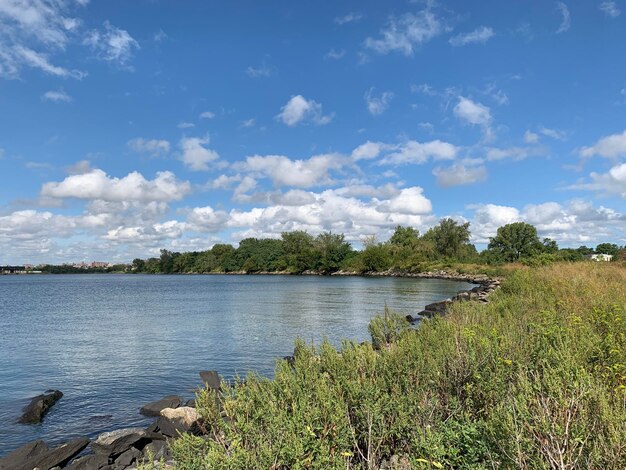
127, 219, 625, 274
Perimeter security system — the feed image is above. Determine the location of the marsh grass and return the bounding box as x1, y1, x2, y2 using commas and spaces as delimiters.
171, 263, 626, 469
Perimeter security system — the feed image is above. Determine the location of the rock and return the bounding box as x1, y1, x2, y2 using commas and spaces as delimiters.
199, 370, 221, 390
20, 437, 90, 470
146, 417, 181, 438
159, 407, 202, 434
184, 398, 196, 408
405, 314, 425, 324
65, 454, 109, 470
424, 300, 451, 313
113, 448, 142, 468
142, 441, 169, 462
282, 356, 295, 367
378, 455, 412, 470
92, 428, 147, 458
18, 390, 63, 424
139, 396, 181, 417
0, 440, 49, 470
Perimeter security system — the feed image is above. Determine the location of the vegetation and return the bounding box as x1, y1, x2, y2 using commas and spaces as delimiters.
166, 263, 626, 469
125, 220, 623, 276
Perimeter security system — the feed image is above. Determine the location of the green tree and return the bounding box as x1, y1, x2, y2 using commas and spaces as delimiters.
388, 225, 420, 248
595, 243, 619, 257
423, 218, 472, 259
281, 231, 316, 273
131, 258, 145, 272
314, 232, 352, 273
542, 237, 559, 254
487, 222, 541, 261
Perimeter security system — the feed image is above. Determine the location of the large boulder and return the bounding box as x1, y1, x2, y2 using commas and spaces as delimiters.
0, 440, 48, 470
199, 370, 221, 390
160, 407, 202, 434
91, 428, 147, 458
145, 417, 181, 438
18, 390, 63, 424
17, 437, 90, 470
112, 447, 142, 468
139, 396, 181, 417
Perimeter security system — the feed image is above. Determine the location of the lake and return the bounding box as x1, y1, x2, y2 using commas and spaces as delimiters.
0, 274, 474, 455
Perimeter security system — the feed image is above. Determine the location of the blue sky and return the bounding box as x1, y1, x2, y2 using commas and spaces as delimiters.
1, 0, 625, 264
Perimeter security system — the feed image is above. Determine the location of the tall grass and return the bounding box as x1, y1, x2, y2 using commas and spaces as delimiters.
171, 263, 626, 469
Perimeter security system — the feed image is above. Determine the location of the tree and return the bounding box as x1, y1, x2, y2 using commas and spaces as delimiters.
281, 231, 316, 273
487, 222, 541, 261
314, 232, 352, 273
595, 243, 619, 257
542, 238, 559, 254
389, 226, 420, 248
423, 218, 471, 259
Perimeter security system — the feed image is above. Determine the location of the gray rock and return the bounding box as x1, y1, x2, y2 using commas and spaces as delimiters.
91, 428, 146, 458
113, 448, 142, 468
145, 417, 181, 438
18, 390, 63, 424
139, 396, 181, 417
0, 440, 49, 470
199, 370, 221, 391
19, 437, 90, 470
66, 454, 109, 470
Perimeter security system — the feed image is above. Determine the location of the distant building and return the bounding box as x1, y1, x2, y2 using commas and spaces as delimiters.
90, 261, 110, 268
0, 266, 26, 274
587, 253, 613, 262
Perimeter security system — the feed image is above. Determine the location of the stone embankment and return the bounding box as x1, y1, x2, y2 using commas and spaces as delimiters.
0, 371, 221, 470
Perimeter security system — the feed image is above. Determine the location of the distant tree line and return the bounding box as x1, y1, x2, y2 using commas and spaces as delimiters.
125, 219, 625, 275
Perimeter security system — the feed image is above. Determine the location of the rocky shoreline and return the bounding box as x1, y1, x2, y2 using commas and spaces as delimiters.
0, 271, 500, 470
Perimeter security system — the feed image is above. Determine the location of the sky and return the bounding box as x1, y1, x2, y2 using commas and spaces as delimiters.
0, 0, 625, 265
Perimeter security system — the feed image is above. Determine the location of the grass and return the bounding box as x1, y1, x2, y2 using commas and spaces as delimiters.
163, 263, 626, 469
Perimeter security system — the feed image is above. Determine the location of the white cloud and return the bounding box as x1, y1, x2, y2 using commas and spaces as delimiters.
232, 176, 258, 202
524, 130, 540, 144
186, 206, 230, 233
42, 89, 71, 102
365, 88, 394, 115
0, 0, 87, 79
539, 126, 566, 140
240, 118, 256, 128
179, 136, 220, 171
485, 146, 544, 161
365, 10, 446, 55
127, 138, 170, 157
568, 163, 626, 198
334, 12, 363, 25
579, 129, 626, 159
83, 21, 139, 65
199, 111, 215, 119
66, 159, 92, 175
380, 140, 458, 165
210, 174, 242, 190
177, 122, 195, 129
600, 1, 621, 17
411, 83, 437, 96
352, 141, 384, 161
556, 2, 571, 33
449, 26, 494, 46
377, 187, 432, 215
238, 153, 345, 188
433, 164, 487, 187
453, 96, 492, 126
324, 48, 346, 60
276, 95, 333, 126
246, 59, 274, 78
41, 169, 190, 202
153, 29, 167, 42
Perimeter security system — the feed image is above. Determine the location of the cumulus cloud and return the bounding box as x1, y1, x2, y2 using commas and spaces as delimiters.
365, 10, 446, 55
127, 138, 170, 157
41, 169, 191, 202
449, 26, 494, 46
433, 164, 487, 187
276, 95, 333, 126
246, 58, 274, 78
199, 111, 215, 119
600, 1, 621, 17
42, 89, 71, 102
485, 146, 545, 161
365, 88, 394, 115
324, 48, 346, 60
579, 129, 626, 159
380, 140, 458, 165
83, 21, 139, 65
177, 122, 195, 129
352, 141, 384, 161
238, 153, 346, 188
540, 126, 567, 140
556, 2, 571, 33
568, 163, 626, 198
454, 96, 492, 126
179, 136, 220, 171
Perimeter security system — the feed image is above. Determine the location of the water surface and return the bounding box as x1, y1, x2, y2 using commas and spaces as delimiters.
0, 274, 474, 455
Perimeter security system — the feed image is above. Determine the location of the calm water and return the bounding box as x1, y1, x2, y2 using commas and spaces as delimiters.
0, 274, 474, 455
